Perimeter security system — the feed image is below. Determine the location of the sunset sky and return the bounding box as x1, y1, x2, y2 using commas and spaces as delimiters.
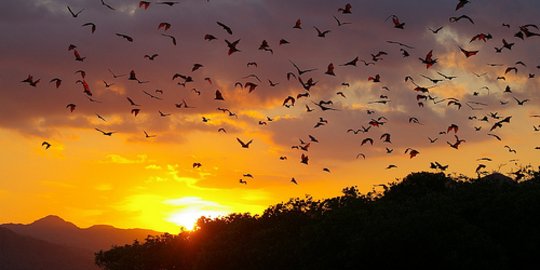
1, 0, 539, 233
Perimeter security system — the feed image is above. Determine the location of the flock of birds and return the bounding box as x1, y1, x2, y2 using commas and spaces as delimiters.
22, 0, 540, 186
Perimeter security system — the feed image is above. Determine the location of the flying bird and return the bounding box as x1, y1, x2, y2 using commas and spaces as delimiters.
217, 21, 233, 35
314, 26, 331, 37
459, 46, 479, 57
419, 50, 437, 68
158, 22, 171, 31
236, 138, 253, 148
225, 39, 241, 55
385, 15, 405, 29
41, 141, 51, 149
338, 3, 352, 14
144, 131, 156, 138
449, 15, 474, 24
67, 6, 84, 17
100, 0, 115, 10
161, 34, 177, 45
81, 22, 96, 33
66, 103, 76, 112
49, 78, 62, 88
116, 33, 134, 42
95, 128, 115, 136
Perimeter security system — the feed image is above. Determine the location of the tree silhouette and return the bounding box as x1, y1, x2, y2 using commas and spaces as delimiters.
96, 169, 540, 269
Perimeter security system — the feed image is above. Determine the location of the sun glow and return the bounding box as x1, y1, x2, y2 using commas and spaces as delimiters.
167, 208, 228, 231
165, 197, 230, 231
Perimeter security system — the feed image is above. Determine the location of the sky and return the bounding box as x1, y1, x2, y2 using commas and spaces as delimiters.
0, 0, 539, 233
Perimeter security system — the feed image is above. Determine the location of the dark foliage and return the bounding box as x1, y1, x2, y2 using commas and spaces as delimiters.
96, 169, 540, 270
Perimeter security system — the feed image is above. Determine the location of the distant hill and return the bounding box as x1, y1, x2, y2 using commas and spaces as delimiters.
1, 215, 162, 253
0, 227, 97, 270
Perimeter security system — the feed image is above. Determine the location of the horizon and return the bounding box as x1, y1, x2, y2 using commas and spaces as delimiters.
1, 0, 539, 233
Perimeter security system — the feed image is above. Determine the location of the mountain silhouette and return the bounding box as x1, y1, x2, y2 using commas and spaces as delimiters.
0, 227, 97, 270
1, 215, 161, 252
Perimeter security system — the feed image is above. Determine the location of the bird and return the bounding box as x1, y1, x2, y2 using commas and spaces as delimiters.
95, 128, 115, 136
470, 33, 492, 42
333, 16, 351, 26
21, 75, 40, 87
126, 97, 141, 106
73, 50, 85, 61
96, 114, 107, 121
325, 63, 335, 76
504, 145, 517, 154
100, 0, 115, 10
193, 162, 202, 168
290, 178, 298, 185
236, 138, 253, 148
157, 1, 180, 6
290, 60, 317, 75
419, 50, 437, 68
158, 22, 171, 31
405, 148, 419, 158
144, 54, 159, 60
447, 135, 466, 149
217, 21, 233, 35
66, 104, 76, 112
513, 97, 529, 105
204, 34, 217, 41
456, 0, 470, 10
49, 78, 62, 88
314, 26, 331, 37
161, 34, 177, 45
449, 15, 474, 24
41, 141, 51, 149
300, 153, 309, 164
116, 33, 134, 42
386, 164, 397, 169
338, 3, 352, 14
67, 6, 84, 17
386, 15, 405, 29
428, 26, 444, 34
144, 131, 156, 138
215, 90, 225, 100
225, 39, 241, 55
459, 46, 479, 58
293, 19, 302, 29
81, 22, 96, 33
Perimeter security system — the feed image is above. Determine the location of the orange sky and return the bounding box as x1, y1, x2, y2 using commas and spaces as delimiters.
0, 0, 539, 233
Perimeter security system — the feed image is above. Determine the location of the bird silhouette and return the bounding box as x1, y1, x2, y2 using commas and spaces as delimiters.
236, 138, 253, 148
116, 33, 133, 42
95, 128, 115, 136
217, 21, 233, 35
81, 22, 96, 33
41, 141, 51, 149
313, 26, 331, 37
67, 6, 84, 17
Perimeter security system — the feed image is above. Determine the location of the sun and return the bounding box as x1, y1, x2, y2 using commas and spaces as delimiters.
167, 208, 227, 231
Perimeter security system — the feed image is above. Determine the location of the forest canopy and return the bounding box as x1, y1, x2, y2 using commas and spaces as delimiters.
96, 168, 540, 270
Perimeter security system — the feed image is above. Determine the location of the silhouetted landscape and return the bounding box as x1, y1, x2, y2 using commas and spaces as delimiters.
0, 216, 160, 270
94, 169, 540, 269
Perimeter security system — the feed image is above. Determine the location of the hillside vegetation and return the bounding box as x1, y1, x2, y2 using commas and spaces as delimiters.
96, 169, 540, 270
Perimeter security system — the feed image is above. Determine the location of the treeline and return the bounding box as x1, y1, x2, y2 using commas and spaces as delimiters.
95, 169, 540, 269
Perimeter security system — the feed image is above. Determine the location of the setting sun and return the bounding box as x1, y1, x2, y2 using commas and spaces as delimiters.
165, 197, 230, 231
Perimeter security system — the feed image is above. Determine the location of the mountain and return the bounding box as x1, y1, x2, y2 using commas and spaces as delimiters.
1, 215, 162, 253
0, 227, 97, 270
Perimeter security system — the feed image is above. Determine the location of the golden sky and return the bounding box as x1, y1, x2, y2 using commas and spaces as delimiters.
0, 0, 539, 233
